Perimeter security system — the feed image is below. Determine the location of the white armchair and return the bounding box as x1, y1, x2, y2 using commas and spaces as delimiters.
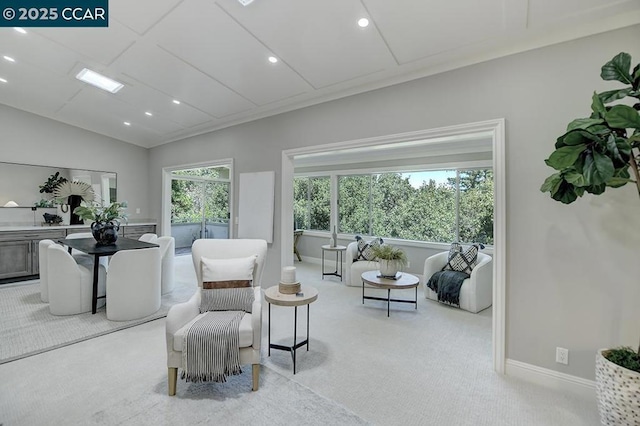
106, 247, 161, 321
345, 241, 380, 287
166, 238, 267, 395
47, 244, 106, 315
423, 251, 493, 313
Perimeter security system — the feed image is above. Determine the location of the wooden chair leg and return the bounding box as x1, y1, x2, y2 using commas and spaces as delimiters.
252, 364, 260, 391
168, 367, 177, 396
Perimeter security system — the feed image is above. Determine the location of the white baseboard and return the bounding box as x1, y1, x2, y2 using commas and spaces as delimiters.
298, 255, 323, 265
505, 359, 596, 401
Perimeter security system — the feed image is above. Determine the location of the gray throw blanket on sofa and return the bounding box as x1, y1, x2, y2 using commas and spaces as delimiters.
181, 310, 244, 383
427, 270, 470, 306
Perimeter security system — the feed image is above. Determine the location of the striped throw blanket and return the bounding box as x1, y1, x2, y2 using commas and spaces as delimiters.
181, 310, 245, 383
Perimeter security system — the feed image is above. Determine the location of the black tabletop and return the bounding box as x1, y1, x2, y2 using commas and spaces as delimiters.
59, 237, 158, 256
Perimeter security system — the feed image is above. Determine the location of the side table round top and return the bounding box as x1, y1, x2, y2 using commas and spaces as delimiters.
321, 244, 347, 251
264, 285, 318, 307
361, 270, 419, 290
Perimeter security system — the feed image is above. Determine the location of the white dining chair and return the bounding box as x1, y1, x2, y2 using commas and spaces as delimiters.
106, 247, 161, 321
156, 236, 175, 294
38, 239, 56, 303
47, 244, 106, 315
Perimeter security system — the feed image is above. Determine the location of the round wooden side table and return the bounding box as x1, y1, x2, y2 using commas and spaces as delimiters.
264, 285, 318, 374
321, 244, 346, 281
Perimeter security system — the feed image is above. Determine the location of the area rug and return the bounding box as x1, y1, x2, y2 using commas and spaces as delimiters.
0, 255, 197, 364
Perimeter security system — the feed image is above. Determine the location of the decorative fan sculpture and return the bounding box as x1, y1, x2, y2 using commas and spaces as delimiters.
52, 180, 96, 202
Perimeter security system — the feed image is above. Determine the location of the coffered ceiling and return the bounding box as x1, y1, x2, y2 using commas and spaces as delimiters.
0, 0, 639, 148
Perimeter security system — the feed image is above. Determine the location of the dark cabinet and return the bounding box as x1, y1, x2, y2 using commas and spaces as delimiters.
0, 229, 66, 280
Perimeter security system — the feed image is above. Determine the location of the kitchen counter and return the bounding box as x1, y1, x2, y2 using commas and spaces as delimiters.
0, 221, 157, 232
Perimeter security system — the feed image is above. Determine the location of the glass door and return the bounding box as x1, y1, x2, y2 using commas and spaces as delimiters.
170, 166, 231, 253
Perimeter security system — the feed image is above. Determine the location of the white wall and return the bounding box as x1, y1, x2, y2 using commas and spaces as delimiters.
0, 105, 152, 220
148, 25, 640, 381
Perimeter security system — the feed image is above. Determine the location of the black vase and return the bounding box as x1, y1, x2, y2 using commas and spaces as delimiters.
68, 195, 84, 225
91, 221, 119, 245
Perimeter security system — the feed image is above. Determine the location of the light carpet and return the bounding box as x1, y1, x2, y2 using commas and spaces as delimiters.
0, 254, 197, 364
261, 261, 600, 425
0, 318, 368, 426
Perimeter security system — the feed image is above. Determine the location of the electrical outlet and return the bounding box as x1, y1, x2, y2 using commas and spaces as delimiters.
556, 347, 569, 365
136, 208, 140, 214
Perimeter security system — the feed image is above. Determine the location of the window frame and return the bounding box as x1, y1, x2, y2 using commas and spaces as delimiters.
295, 159, 494, 247
293, 175, 331, 232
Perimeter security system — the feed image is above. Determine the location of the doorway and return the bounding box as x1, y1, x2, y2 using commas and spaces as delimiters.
162, 161, 233, 254
280, 119, 506, 373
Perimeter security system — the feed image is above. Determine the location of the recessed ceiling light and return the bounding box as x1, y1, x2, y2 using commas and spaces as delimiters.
124, 121, 131, 126
0, 78, 7, 83
357, 18, 369, 28
237, 0, 254, 5
75, 68, 124, 94
14, 27, 27, 34
268, 56, 278, 64
172, 100, 181, 105
3, 56, 15, 63
145, 112, 153, 116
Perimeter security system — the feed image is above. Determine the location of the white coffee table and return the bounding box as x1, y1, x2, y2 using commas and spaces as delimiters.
264, 285, 318, 374
361, 270, 419, 317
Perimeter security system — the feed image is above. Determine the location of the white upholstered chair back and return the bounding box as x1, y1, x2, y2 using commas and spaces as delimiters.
191, 239, 267, 288
106, 247, 161, 321
65, 231, 109, 269
47, 244, 106, 315
139, 233, 158, 243
39, 239, 55, 302
156, 236, 175, 294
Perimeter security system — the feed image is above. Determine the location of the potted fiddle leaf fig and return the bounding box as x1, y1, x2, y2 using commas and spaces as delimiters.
540, 52, 640, 424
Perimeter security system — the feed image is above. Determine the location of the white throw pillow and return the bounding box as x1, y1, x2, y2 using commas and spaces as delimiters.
200, 255, 257, 313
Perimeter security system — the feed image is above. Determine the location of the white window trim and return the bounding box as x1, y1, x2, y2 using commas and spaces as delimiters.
282, 119, 506, 376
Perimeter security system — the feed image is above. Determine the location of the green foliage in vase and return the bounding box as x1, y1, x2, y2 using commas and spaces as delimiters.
541, 52, 640, 204
370, 244, 408, 268
604, 347, 640, 373
34, 199, 55, 208
73, 201, 129, 225
39, 172, 68, 194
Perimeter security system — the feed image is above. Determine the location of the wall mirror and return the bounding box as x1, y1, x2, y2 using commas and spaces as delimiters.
0, 161, 117, 208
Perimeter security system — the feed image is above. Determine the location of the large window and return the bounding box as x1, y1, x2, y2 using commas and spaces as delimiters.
337, 169, 493, 245
293, 176, 330, 231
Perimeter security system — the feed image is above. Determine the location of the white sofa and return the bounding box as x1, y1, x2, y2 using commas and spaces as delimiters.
345, 241, 380, 287
422, 251, 493, 313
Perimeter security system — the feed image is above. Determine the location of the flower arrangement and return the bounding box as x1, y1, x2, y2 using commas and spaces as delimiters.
73, 201, 129, 225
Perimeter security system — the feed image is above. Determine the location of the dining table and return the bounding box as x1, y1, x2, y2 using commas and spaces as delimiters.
58, 237, 159, 314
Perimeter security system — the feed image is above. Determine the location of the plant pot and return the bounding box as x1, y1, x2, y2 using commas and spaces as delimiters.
91, 221, 119, 246
595, 349, 640, 425
378, 259, 399, 278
